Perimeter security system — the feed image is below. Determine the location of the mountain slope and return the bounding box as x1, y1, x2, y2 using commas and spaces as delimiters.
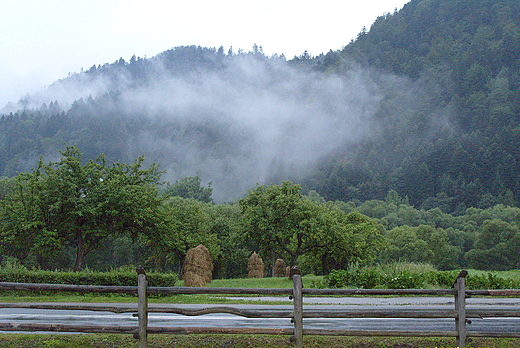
307, 0, 520, 210
2, 0, 520, 209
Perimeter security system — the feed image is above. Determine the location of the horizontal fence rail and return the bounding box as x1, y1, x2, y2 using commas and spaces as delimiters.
0, 268, 519, 348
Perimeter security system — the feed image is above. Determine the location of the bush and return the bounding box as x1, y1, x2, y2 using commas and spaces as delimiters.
321, 267, 383, 289
466, 273, 519, 289
416, 270, 453, 287
317, 263, 520, 290
0, 262, 178, 287
385, 270, 424, 289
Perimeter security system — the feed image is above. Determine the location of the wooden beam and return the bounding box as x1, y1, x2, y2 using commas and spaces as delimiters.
467, 289, 520, 296
146, 286, 292, 295
145, 326, 294, 335
0, 303, 138, 313
137, 268, 148, 348
292, 273, 303, 348
0, 323, 137, 334
302, 288, 456, 296
302, 329, 458, 337
454, 271, 467, 348
0, 282, 137, 294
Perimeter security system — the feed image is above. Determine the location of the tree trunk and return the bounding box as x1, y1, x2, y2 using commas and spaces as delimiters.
321, 254, 328, 276
290, 255, 299, 268
74, 240, 86, 272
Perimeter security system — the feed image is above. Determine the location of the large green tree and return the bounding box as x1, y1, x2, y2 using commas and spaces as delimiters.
238, 181, 384, 272
0, 146, 164, 271
380, 225, 461, 270
465, 219, 520, 270
145, 196, 220, 272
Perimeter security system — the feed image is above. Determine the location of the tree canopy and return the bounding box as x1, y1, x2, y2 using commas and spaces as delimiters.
238, 181, 384, 273
164, 176, 213, 203
0, 146, 164, 271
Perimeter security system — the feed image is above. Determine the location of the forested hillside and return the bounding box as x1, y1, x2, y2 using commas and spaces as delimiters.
311, 0, 520, 211
1, 0, 519, 210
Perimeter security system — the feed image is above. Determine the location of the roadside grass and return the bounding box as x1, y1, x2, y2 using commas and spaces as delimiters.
0, 334, 519, 348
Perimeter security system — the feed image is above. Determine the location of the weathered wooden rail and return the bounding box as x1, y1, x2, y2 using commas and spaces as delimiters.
1, 268, 520, 348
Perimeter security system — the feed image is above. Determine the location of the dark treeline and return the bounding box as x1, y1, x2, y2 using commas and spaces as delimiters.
1, 0, 520, 275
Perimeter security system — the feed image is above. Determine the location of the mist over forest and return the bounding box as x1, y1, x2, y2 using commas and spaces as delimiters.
1, 46, 441, 203
2, 0, 520, 209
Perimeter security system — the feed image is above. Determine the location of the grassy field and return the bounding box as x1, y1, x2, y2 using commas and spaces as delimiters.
467, 268, 520, 281
0, 334, 519, 348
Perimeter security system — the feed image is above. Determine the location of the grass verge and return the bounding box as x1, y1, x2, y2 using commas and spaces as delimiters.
0, 334, 519, 348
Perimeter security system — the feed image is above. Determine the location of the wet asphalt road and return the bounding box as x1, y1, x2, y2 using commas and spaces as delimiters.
0, 297, 519, 334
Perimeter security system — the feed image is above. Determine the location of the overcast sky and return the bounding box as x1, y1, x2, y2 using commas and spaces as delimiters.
0, 0, 409, 109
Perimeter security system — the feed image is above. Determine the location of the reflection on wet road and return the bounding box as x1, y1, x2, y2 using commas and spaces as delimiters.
1, 297, 519, 334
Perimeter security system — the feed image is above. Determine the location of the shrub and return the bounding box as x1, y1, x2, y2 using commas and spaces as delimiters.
0, 264, 178, 287
422, 270, 459, 287
466, 273, 519, 289
385, 270, 424, 289
318, 263, 520, 290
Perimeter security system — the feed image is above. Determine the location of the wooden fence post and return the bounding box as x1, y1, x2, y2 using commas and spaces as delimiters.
137, 266, 148, 348
454, 270, 468, 348
291, 267, 303, 348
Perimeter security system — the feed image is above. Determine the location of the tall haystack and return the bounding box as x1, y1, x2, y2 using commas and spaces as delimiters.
248, 252, 264, 278
183, 244, 213, 287
273, 258, 287, 277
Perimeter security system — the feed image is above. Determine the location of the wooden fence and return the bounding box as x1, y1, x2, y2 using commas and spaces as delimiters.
1, 268, 520, 348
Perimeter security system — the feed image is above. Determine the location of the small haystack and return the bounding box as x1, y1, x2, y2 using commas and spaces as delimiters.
183, 244, 213, 287
273, 258, 287, 277
248, 252, 264, 278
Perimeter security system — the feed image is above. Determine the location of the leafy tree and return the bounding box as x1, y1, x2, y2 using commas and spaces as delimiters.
381, 226, 432, 264
0, 146, 163, 271
415, 225, 460, 270
145, 197, 220, 273
381, 224, 460, 270
207, 203, 248, 279
465, 219, 520, 270
164, 176, 213, 203
305, 210, 386, 275
238, 181, 384, 271
0, 176, 16, 200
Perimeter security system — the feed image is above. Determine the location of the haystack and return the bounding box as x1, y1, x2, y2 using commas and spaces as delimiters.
247, 252, 264, 278
183, 244, 213, 287
273, 258, 287, 277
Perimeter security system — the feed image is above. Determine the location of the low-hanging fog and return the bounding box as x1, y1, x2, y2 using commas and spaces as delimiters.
2, 48, 451, 202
